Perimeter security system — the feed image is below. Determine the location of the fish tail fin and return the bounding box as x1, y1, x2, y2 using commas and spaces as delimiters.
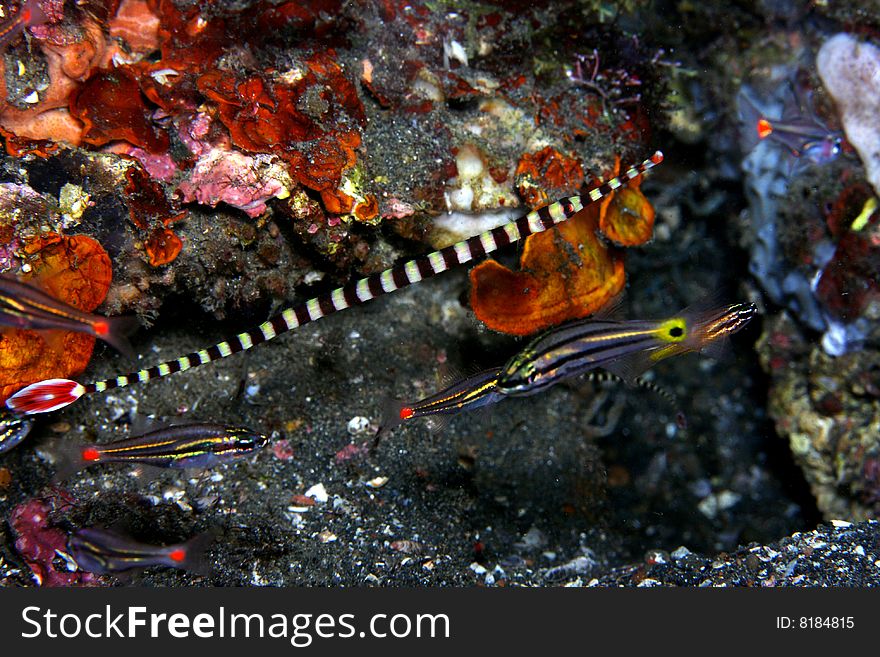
378, 397, 413, 435
94, 315, 140, 360
736, 88, 766, 152
51, 439, 95, 482
175, 529, 219, 576
5, 378, 86, 415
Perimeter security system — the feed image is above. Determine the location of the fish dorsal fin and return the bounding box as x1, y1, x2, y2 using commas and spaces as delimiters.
592, 293, 626, 320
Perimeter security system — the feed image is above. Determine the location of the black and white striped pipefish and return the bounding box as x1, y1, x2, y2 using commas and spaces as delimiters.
5, 151, 664, 416
384, 302, 757, 432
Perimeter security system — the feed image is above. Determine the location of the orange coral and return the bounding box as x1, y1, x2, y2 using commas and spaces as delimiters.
70, 66, 169, 152
144, 227, 182, 266
514, 147, 584, 208
469, 157, 656, 335
123, 160, 187, 265
469, 205, 625, 336
0, 15, 112, 152
354, 195, 380, 223
597, 157, 654, 247
0, 234, 112, 403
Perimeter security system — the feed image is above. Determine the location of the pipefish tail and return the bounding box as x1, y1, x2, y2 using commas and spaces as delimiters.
6, 151, 664, 415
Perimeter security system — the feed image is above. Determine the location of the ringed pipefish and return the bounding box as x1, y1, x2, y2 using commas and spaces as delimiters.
6, 152, 664, 416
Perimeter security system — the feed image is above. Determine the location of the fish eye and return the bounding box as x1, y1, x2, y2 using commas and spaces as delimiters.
668, 326, 684, 338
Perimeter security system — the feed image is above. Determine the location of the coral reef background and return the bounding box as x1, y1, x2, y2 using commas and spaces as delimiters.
2, 0, 880, 586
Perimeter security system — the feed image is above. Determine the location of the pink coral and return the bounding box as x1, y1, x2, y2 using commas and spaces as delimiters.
176, 148, 292, 218
11, 495, 98, 586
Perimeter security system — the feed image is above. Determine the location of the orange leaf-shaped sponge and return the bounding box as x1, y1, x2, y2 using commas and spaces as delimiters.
0, 235, 112, 403
469, 205, 625, 336
598, 163, 655, 247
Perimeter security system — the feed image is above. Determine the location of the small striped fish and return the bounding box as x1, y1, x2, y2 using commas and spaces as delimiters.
381, 367, 505, 434
0, 409, 33, 454
0, 275, 139, 359
55, 423, 268, 478
497, 302, 758, 396
6, 151, 663, 415
384, 302, 756, 432
69, 527, 215, 575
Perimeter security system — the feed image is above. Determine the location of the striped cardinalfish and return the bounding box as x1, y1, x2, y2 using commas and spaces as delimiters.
0, 275, 139, 359
68, 527, 215, 575
382, 366, 689, 435
381, 367, 505, 435
0, 409, 33, 454
6, 151, 664, 415
54, 423, 269, 478
737, 84, 842, 166
496, 301, 758, 396
383, 301, 755, 433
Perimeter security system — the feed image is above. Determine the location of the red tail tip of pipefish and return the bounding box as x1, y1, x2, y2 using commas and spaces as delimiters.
756, 118, 773, 140
399, 407, 415, 420
650, 150, 664, 165
5, 378, 85, 415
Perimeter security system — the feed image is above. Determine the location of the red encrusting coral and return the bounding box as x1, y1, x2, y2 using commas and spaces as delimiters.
0, 234, 112, 403
69, 67, 169, 152
123, 161, 186, 265
195, 51, 366, 213
514, 147, 584, 209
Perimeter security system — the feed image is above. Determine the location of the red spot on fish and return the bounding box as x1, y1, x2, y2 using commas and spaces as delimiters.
81, 447, 100, 462
168, 548, 186, 563
757, 118, 773, 140
400, 407, 414, 420
650, 151, 664, 165
92, 320, 109, 336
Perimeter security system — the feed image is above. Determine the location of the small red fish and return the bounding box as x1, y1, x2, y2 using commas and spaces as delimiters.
0, 0, 48, 51
0, 275, 139, 359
